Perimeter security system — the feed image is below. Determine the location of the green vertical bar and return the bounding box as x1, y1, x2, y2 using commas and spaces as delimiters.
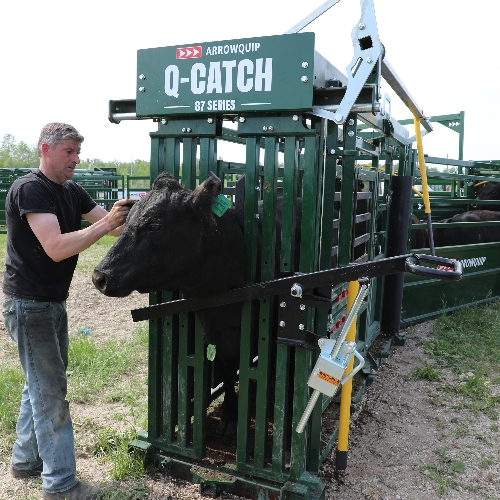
199, 137, 216, 181
147, 295, 161, 443
271, 136, 298, 472
166, 137, 180, 178
253, 137, 278, 469
182, 137, 198, 188
290, 134, 319, 480
338, 114, 357, 266
280, 137, 299, 274
236, 136, 261, 470
458, 111, 465, 161
150, 136, 160, 181
161, 293, 179, 445
176, 312, 192, 450
243, 137, 260, 283
271, 344, 290, 473
192, 316, 209, 459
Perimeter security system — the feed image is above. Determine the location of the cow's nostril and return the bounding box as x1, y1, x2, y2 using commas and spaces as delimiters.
92, 270, 107, 291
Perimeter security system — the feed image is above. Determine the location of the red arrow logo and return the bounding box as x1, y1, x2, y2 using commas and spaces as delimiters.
176, 46, 203, 60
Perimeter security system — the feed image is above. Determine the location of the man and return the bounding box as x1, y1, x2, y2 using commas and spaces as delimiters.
2, 123, 135, 500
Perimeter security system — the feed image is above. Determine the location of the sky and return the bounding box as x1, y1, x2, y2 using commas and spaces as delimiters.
0, 0, 497, 165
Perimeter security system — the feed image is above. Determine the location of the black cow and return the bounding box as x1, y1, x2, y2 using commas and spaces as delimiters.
92, 172, 315, 434
432, 210, 500, 247
472, 182, 500, 212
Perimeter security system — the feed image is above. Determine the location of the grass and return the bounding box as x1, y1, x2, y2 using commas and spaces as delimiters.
410, 301, 500, 495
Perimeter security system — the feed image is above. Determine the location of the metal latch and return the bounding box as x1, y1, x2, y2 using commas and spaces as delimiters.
296, 279, 370, 433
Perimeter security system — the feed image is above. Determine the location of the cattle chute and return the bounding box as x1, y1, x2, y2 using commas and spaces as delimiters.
107, 1, 466, 498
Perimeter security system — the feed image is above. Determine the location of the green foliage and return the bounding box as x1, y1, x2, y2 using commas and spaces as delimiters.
0, 134, 150, 178
0, 134, 38, 169
411, 360, 440, 381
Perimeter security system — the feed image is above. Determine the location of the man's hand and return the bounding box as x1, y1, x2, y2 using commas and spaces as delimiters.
106, 199, 137, 230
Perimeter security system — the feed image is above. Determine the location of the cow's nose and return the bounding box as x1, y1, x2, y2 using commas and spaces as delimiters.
92, 269, 108, 293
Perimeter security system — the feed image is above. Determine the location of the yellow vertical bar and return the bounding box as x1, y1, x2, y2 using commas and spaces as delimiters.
336, 280, 359, 463
413, 116, 431, 214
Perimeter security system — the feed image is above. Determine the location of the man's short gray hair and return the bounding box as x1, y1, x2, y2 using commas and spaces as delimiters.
38, 122, 84, 157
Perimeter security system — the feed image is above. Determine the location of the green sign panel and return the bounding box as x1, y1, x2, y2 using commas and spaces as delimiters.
136, 33, 315, 117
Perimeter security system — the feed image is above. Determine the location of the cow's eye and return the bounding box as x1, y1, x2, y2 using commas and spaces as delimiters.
148, 224, 162, 232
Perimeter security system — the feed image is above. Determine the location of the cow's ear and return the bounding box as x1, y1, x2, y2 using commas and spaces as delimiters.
189, 175, 221, 209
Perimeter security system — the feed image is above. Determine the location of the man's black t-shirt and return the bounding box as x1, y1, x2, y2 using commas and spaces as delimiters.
2, 169, 97, 301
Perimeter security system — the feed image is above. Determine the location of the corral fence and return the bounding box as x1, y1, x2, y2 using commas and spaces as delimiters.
0, 167, 125, 232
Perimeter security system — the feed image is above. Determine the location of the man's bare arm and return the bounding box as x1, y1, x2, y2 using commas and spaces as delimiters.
26, 199, 135, 262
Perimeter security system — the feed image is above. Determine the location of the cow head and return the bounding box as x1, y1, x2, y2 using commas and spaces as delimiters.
92, 172, 245, 297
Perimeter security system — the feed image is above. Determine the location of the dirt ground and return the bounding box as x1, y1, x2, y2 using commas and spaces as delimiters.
1, 272, 499, 499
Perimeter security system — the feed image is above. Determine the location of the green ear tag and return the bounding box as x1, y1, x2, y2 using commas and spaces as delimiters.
211, 194, 232, 217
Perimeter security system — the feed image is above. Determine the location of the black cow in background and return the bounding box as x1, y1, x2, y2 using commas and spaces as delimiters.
472, 182, 500, 211
410, 209, 500, 249
432, 210, 500, 247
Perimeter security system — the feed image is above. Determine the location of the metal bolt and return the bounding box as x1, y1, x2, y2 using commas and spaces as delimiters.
139, 74, 146, 80
239, 116, 246, 123
161, 118, 167, 125
268, 125, 274, 131
366, 57, 373, 64
207, 117, 214, 124
318, 339, 325, 346
291, 283, 304, 298
186, 128, 192, 133
300, 304, 306, 311
139, 87, 146, 93
378, 93, 382, 100
254, 213, 260, 219
358, 22, 366, 30
302, 62, 309, 68
348, 118, 355, 126
280, 301, 287, 308
301, 76, 309, 83
292, 114, 299, 121
279, 321, 286, 327
255, 186, 261, 191
334, 113, 343, 123
262, 126, 268, 132
330, 149, 336, 155
348, 130, 355, 137
181, 128, 186, 133
299, 324, 305, 331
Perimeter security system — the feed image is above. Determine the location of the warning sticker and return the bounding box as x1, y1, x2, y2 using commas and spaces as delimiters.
318, 371, 341, 386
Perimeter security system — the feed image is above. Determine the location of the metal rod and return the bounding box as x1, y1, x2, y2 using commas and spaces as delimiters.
381, 59, 433, 133
314, 103, 381, 114
296, 389, 321, 433
109, 112, 142, 121
330, 282, 369, 359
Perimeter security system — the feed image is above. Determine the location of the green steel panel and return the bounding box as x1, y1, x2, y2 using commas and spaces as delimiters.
280, 137, 299, 275
402, 243, 500, 325
136, 33, 315, 117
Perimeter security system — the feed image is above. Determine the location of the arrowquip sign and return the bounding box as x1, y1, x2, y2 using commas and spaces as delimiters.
136, 33, 315, 117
